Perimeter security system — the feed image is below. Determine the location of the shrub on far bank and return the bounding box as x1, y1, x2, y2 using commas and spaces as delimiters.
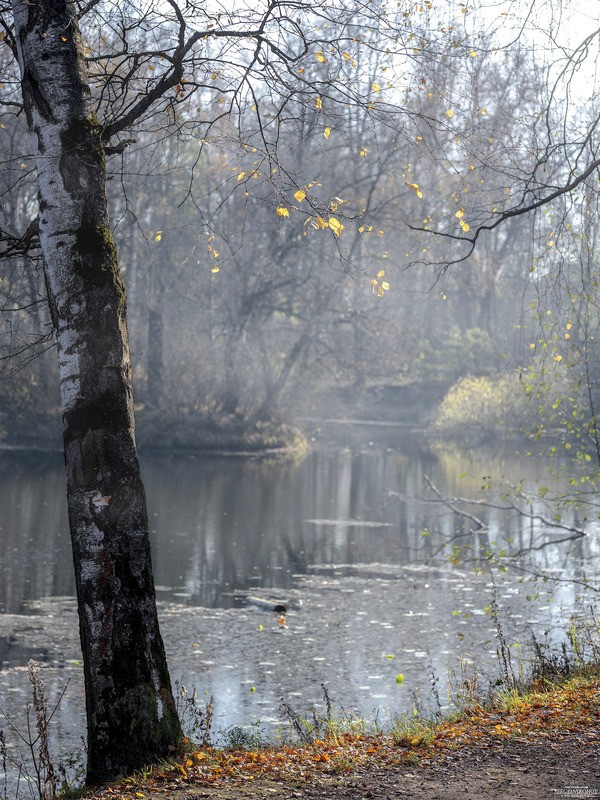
430, 355, 596, 447
430, 374, 525, 442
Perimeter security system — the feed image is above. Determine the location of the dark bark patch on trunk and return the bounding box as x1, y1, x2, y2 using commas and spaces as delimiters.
21, 69, 56, 126
72, 216, 124, 294
63, 389, 131, 443
60, 115, 106, 185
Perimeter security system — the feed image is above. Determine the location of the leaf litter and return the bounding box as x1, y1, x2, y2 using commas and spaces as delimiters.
86, 673, 600, 799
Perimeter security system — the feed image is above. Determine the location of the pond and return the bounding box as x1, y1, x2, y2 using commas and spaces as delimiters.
0, 423, 598, 783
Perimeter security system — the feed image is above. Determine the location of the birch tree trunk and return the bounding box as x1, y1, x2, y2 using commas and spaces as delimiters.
11, 0, 182, 783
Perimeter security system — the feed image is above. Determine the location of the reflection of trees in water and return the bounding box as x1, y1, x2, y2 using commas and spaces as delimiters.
0, 452, 71, 613
422, 444, 600, 576
1, 439, 598, 612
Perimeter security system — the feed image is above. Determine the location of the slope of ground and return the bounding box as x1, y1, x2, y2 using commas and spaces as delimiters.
88, 675, 600, 800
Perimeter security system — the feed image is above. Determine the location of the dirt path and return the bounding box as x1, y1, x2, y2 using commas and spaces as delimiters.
94, 728, 599, 800
297, 733, 600, 800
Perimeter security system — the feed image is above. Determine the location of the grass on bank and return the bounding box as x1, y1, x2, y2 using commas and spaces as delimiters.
84, 663, 600, 800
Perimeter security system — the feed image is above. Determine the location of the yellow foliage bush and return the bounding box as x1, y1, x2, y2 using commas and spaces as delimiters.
431, 373, 527, 440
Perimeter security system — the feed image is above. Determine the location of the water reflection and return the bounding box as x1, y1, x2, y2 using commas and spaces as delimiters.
0, 428, 597, 615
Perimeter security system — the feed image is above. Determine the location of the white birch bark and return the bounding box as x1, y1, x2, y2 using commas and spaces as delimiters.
11, 0, 181, 783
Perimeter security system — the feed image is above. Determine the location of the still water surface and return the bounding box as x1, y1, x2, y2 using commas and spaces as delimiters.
0, 424, 597, 777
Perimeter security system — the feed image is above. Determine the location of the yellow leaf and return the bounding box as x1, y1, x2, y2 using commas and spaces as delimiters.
359, 147, 369, 157
370, 279, 378, 288
298, 67, 305, 74
381, 281, 390, 290
213, 249, 219, 257
294, 189, 306, 202
446, 109, 454, 118
154, 231, 162, 242
211, 265, 219, 273
328, 217, 344, 236
372, 82, 381, 92
554, 355, 563, 362
237, 171, 245, 181
480, 108, 487, 115
455, 209, 465, 218
315, 97, 323, 109
60, 36, 68, 42
314, 216, 328, 229
324, 127, 332, 139
343, 52, 351, 61
315, 51, 327, 63
469, 50, 477, 57
377, 286, 384, 297
276, 207, 290, 218
405, 181, 423, 199
148, 64, 155, 70
135, 794, 146, 799
459, 220, 470, 232
530, 343, 536, 349
377, 270, 385, 278
566, 321, 573, 330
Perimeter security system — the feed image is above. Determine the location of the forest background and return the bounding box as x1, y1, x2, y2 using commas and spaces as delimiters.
4, 0, 600, 454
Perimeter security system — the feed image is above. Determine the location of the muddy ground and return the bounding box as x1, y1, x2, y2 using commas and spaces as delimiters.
91, 726, 599, 799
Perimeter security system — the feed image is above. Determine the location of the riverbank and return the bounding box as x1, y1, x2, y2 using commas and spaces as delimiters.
0, 409, 307, 457
0, 378, 451, 455
86, 672, 600, 800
